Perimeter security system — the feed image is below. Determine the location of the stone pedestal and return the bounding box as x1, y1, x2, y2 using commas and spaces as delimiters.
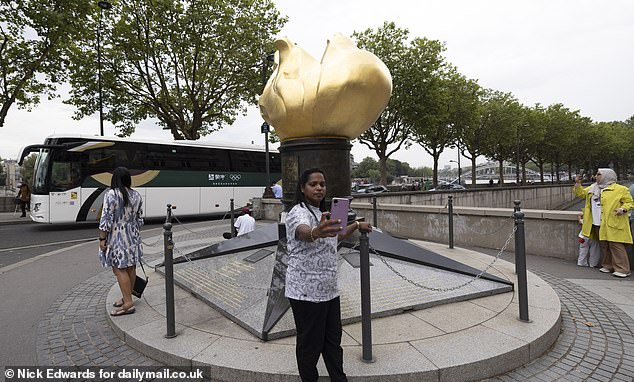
279, 137, 352, 209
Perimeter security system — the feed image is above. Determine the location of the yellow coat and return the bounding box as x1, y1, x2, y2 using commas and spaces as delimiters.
574, 183, 634, 243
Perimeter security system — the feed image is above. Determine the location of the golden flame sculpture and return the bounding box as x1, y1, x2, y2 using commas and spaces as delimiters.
259, 34, 392, 142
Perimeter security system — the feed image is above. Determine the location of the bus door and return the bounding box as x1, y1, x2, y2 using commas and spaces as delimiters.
49, 160, 82, 223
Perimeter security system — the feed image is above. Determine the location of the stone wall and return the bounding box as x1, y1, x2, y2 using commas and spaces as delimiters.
350, 183, 577, 210
0, 196, 19, 213
254, 188, 582, 260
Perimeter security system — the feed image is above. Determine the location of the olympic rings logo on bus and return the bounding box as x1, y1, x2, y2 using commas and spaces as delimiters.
209, 173, 242, 182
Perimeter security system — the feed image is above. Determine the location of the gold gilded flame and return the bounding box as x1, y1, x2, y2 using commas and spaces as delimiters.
259, 33, 392, 141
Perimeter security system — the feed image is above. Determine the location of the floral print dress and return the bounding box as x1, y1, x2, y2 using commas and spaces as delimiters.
98, 188, 144, 268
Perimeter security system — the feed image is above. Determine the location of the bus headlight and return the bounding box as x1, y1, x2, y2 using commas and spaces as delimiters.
34, 203, 41, 212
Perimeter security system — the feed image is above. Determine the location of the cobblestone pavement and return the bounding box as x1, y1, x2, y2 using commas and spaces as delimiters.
486, 272, 634, 381
36, 267, 634, 381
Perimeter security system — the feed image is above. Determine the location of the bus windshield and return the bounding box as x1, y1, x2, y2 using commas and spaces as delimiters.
32, 150, 50, 194
32, 148, 83, 193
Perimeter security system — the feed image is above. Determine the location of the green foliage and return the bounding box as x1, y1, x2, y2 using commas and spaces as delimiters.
65, 0, 286, 139
352, 22, 414, 185
352, 156, 430, 183
405, 63, 475, 186
0, 0, 92, 127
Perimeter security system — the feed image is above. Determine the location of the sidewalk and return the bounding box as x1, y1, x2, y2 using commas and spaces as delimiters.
0, 211, 34, 225
28, 220, 634, 381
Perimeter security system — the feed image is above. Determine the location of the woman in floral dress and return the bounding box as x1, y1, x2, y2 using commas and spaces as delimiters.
98, 167, 144, 316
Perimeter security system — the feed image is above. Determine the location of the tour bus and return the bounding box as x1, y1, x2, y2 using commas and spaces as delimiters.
18, 135, 281, 224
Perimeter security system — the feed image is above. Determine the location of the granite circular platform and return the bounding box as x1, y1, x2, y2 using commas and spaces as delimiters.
106, 240, 561, 382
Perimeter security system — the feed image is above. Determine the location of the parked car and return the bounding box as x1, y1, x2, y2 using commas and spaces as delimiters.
429, 184, 466, 191
352, 184, 373, 194
364, 185, 389, 194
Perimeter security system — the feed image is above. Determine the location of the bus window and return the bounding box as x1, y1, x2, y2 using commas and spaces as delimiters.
32, 150, 51, 194
86, 148, 128, 171
50, 162, 82, 191
230, 150, 265, 173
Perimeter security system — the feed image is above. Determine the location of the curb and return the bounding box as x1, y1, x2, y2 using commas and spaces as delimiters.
0, 218, 34, 226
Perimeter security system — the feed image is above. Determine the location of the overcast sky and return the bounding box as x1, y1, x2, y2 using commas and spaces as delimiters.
1, 0, 633, 170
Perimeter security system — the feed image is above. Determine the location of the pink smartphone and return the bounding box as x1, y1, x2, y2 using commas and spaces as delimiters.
330, 197, 350, 234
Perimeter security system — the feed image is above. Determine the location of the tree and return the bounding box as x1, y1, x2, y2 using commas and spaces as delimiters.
479, 91, 523, 184
449, 78, 482, 185
352, 22, 412, 186
406, 63, 471, 187
542, 104, 580, 182
524, 104, 548, 182
352, 157, 379, 179
0, 0, 92, 127
65, 0, 286, 139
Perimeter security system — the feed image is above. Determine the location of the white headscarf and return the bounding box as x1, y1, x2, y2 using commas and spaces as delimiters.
588, 168, 617, 200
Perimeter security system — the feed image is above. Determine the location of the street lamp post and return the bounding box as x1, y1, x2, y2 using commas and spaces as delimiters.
97, 1, 111, 136
449, 160, 461, 185
449, 143, 462, 185
261, 53, 275, 198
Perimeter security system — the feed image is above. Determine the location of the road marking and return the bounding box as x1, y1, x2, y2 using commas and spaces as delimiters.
0, 238, 96, 253
0, 220, 233, 274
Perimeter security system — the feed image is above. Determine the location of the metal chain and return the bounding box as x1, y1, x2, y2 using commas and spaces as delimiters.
171, 213, 227, 240
372, 225, 517, 292
141, 236, 163, 247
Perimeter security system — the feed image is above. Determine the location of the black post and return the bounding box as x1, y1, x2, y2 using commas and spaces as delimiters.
96, 1, 112, 136
230, 198, 235, 238
372, 195, 377, 228
457, 142, 461, 186
261, 53, 275, 199
165, 203, 175, 224
359, 231, 374, 362
163, 220, 176, 338
514, 206, 530, 322
448, 195, 454, 249
513, 200, 520, 273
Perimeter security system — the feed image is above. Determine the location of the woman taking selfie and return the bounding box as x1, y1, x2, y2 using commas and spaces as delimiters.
285, 168, 372, 382
98, 167, 144, 316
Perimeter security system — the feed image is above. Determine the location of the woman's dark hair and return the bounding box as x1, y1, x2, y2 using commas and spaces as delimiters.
111, 167, 132, 207
291, 168, 327, 213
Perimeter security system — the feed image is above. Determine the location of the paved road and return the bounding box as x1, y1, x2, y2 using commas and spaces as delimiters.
0, 217, 233, 366
0, 215, 233, 268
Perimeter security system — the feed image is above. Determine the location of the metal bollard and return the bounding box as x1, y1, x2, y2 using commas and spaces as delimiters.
359, 231, 375, 362
230, 198, 235, 238
165, 203, 175, 224
372, 195, 378, 228
163, 221, 177, 338
513, 207, 530, 322
448, 195, 454, 249
513, 200, 521, 274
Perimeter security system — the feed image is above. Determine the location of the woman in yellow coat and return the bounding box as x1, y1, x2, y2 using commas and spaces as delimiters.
574, 168, 634, 277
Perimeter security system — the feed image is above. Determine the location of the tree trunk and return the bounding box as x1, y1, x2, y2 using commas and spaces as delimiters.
498, 160, 504, 185
379, 156, 388, 186
471, 157, 477, 185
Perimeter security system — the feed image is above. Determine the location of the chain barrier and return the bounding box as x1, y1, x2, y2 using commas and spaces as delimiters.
371, 225, 517, 292
141, 211, 232, 248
